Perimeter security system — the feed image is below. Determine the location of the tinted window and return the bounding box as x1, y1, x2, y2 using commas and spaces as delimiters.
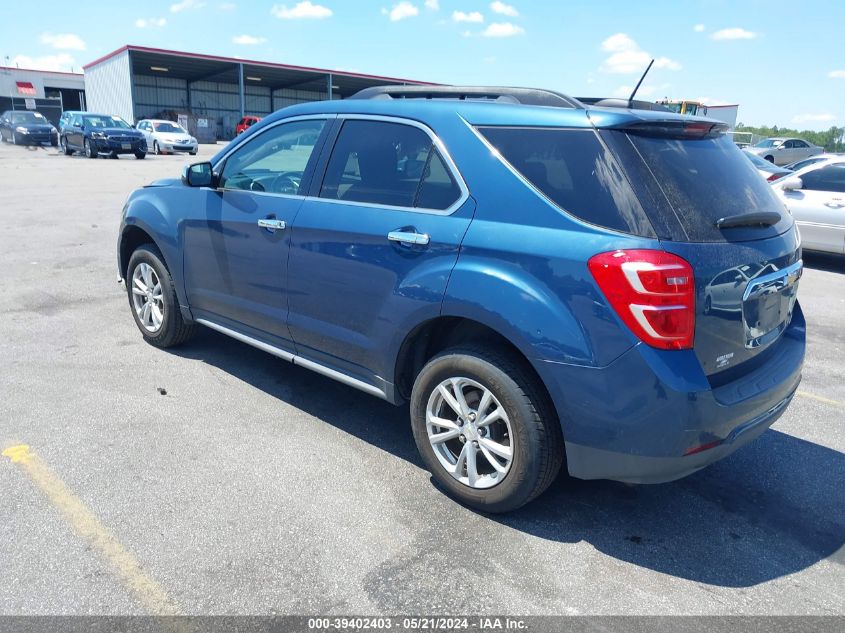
793, 140, 808, 148
606, 131, 791, 241
478, 126, 653, 236
320, 119, 461, 210
220, 119, 326, 195
801, 164, 845, 193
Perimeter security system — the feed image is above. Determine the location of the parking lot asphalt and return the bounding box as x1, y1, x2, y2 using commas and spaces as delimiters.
0, 141, 842, 616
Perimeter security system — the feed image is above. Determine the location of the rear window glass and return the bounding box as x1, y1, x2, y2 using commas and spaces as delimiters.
604, 131, 793, 242
477, 127, 654, 237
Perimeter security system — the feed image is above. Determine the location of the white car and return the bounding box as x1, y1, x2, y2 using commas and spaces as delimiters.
746, 137, 823, 166
783, 153, 844, 172
772, 160, 845, 254
135, 119, 198, 155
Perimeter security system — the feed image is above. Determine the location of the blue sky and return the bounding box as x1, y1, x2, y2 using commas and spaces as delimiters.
2, 0, 843, 130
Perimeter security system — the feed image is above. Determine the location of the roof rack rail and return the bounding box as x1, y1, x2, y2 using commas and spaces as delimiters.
577, 97, 671, 112
350, 85, 583, 109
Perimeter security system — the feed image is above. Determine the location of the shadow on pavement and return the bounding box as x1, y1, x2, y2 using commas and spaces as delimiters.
802, 251, 845, 274
172, 327, 845, 588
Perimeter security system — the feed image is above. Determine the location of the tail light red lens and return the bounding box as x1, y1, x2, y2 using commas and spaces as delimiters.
588, 249, 696, 350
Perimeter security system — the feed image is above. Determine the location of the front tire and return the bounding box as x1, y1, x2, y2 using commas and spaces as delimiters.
126, 245, 195, 348
153, 141, 160, 155
84, 138, 97, 159
765, 155, 774, 163
410, 346, 564, 513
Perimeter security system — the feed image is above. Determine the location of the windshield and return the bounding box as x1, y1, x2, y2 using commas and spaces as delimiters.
83, 115, 131, 129
754, 139, 783, 148
10, 112, 46, 124
153, 122, 186, 133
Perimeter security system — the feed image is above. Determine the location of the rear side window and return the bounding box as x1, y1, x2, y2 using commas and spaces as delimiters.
801, 164, 845, 193
320, 119, 462, 210
604, 131, 793, 242
477, 127, 654, 236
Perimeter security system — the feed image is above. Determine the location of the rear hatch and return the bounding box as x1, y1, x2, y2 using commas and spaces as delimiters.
598, 120, 802, 377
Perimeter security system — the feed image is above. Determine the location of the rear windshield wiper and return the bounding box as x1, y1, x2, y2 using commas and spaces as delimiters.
715, 211, 782, 229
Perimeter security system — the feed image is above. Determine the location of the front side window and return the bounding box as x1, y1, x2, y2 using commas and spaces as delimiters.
801, 164, 845, 193
319, 119, 461, 210
220, 118, 326, 195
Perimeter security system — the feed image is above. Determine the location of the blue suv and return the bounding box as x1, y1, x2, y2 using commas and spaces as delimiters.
118, 86, 804, 512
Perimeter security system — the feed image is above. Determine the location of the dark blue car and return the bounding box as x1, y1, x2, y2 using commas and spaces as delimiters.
61, 112, 146, 159
117, 86, 804, 512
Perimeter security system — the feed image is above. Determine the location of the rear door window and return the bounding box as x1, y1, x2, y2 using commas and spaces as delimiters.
477, 127, 654, 236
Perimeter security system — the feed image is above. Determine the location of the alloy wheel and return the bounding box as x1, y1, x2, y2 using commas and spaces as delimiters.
426, 377, 514, 489
131, 262, 164, 332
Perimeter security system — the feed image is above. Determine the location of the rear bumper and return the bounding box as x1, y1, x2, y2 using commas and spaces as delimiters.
563, 387, 794, 483
539, 303, 805, 483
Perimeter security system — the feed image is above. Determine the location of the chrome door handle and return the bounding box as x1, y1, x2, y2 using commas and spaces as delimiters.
388, 231, 430, 246
257, 218, 286, 231
825, 200, 843, 209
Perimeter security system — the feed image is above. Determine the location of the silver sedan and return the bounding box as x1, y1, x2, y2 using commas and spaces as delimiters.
772, 159, 845, 254
746, 137, 823, 166
135, 119, 198, 155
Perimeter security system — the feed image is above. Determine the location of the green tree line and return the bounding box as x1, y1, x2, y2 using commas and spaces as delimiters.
735, 124, 845, 152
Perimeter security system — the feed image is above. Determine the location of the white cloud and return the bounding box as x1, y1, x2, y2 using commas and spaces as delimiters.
170, 0, 205, 12
482, 22, 524, 37
693, 24, 705, 32
10, 53, 76, 73
600, 33, 681, 74
711, 27, 756, 40
39, 33, 86, 51
453, 10, 483, 23
829, 70, 845, 79
424, 0, 439, 9
490, 1, 518, 17
791, 113, 836, 124
384, 2, 419, 21
232, 34, 266, 45
272, 1, 332, 18
135, 17, 168, 28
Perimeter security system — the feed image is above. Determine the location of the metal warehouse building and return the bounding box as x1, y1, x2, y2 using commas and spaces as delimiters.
83, 45, 434, 140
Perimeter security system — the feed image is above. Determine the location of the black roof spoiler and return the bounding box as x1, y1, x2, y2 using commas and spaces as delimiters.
350, 85, 583, 109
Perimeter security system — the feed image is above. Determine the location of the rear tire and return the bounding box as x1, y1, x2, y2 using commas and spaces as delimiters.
126, 245, 195, 348
410, 345, 563, 513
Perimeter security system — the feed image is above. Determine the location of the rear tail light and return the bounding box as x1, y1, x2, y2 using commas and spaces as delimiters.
767, 173, 784, 182
588, 249, 695, 350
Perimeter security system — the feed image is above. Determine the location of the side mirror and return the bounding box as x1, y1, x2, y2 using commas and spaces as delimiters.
182, 162, 214, 187
780, 176, 803, 191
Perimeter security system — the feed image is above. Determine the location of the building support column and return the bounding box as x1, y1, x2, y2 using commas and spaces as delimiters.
238, 63, 245, 118
326, 73, 333, 101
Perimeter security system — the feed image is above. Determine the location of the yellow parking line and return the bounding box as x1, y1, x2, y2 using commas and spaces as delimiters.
2, 444, 179, 615
796, 390, 844, 408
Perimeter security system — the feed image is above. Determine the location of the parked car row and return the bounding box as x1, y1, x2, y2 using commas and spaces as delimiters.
746, 137, 824, 165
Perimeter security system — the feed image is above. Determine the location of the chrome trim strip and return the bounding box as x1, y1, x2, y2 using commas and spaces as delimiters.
195, 318, 388, 400
197, 318, 295, 362
293, 356, 387, 399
